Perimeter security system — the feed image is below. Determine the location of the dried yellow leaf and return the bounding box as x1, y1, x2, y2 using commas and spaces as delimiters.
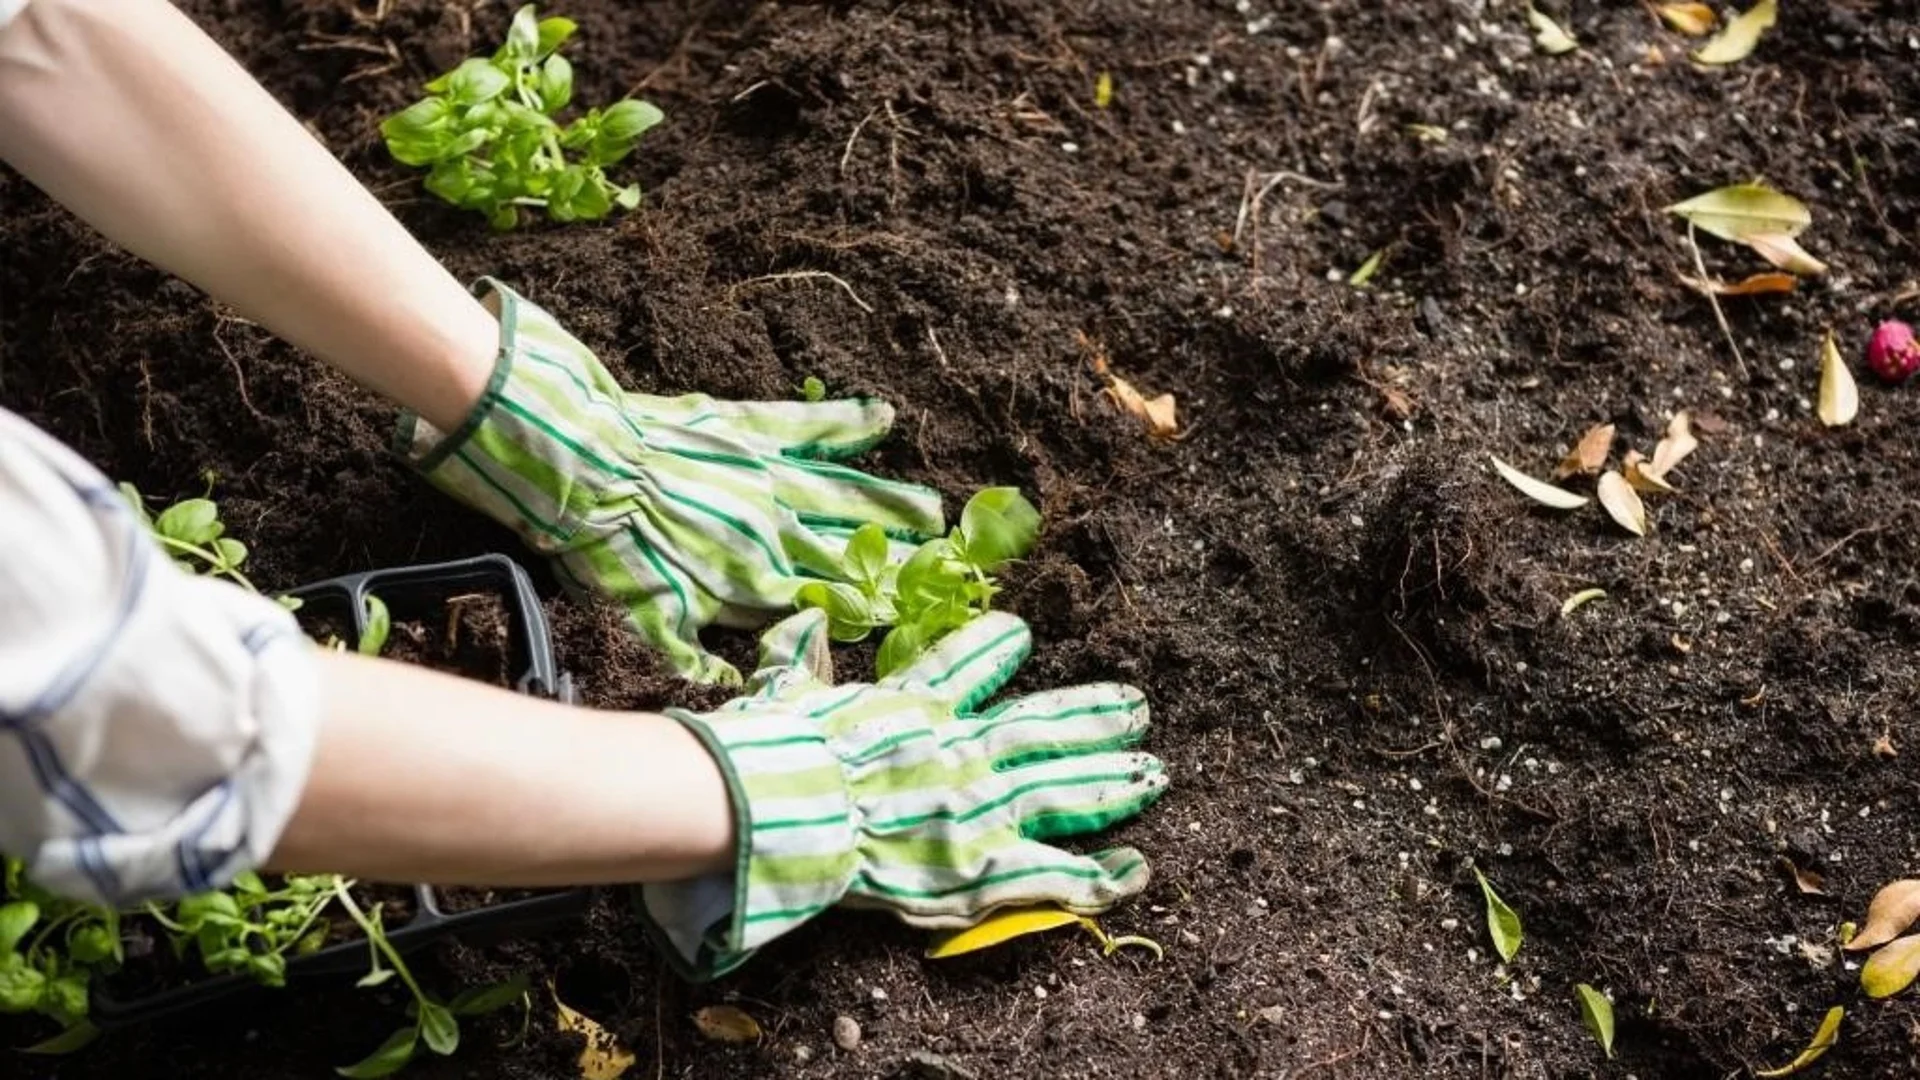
1747, 232, 1829, 277
1692, 0, 1777, 65
693, 1005, 763, 1044
1678, 271, 1797, 297
1625, 456, 1674, 494
551, 981, 636, 1080
1754, 1005, 1843, 1078
1819, 330, 1859, 427
926, 906, 1085, 958
1596, 471, 1647, 536
1845, 879, 1920, 952
1525, 3, 1578, 54
1490, 455, 1590, 510
1861, 935, 1920, 999
1560, 588, 1606, 617
1650, 411, 1698, 479
1656, 2, 1716, 35
1777, 856, 1828, 896
1104, 375, 1181, 442
1094, 71, 1113, 108
1553, 422, 1614, 479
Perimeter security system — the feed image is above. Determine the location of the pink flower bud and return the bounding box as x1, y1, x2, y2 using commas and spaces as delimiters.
1867, 320, 1920, 384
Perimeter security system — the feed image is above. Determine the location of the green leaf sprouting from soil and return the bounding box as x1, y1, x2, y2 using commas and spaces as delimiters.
1574, 984, 1615, 1059
1473, 868, 1523, 963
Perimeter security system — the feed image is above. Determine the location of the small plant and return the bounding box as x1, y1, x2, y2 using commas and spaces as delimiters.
379, 4, 663, 229
0, 858, 119, 1051
796, 487, 1041, 676
143, 871, 336, 988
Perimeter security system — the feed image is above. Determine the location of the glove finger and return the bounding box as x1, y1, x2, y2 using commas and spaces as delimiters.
555, 540, 741, 687
751, 609, 834, 687
880, 612, 1031, 712
625, 393, 897, 460
852, 842, 1153, 929
1000, 750, 1169, 842
948, 684, 1150, 770
768, 457, 946, 543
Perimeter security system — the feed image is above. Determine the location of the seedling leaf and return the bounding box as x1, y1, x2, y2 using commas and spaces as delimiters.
1560, 588, 1607, 617
1845, 879, 1920, 952
21, 1020, 100, 1056
1597, 471, 1647, 536
926, 906, 1085, 958
1575, 984, 1615, 1059
842, 522, 890, 589
1490, 455, 1589, 510
0, 901, 38, 954
449, 973, 530, 1016
335, 1026, 420, 1079
1656, 3, 1716, 35
693, 1004, 763, 1043
796, 581, 876, 642
959, 488, 1041, 572
359, 594, 392, 656
1818, 330, 1859, 427
1526, 4, 1578, 54
1473, 869, 1523, 963
552, 980, 636, 1080
1861, 935, 1920, 999
1554, 423, 1614, 479
1754, 1005, 1843, 1078
1348, 248, 1387, 287
156, 498, 222, 546
1692, 0, 1776, 65
1665, 182, 1810, 245
419, 1002, 460, 1056
801, 375, 827, 402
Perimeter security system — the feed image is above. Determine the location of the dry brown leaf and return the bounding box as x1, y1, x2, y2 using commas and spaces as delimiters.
1650, 411, 1698, 478
1873, 733, 1898, 759
1625, 455, 1675, 494
1778, 856, 1828, 896
1845, 880, 1920, 952
1379, 385, 1417, 421
1679, 271, 1797, 297
693, 1005, 764, 1044
1597, 471, 1647, 536
1553, 423, 1614, 478
1103, 376, 1181, 440
1491, 455, 1591, 510
1818, 330, 1859, 427
1656, 2, 1716, 35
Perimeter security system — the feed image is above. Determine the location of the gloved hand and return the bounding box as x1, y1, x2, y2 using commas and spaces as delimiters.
396, 278, 945, 684
636, 608, 1169, 980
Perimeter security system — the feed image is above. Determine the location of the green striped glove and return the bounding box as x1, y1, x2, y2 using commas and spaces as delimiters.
395, 279, 944, 684
637, 608, 1170, 980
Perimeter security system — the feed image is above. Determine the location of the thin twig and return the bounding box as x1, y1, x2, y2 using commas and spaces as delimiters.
1688, 222, 1747, 378
730, 271, 874, 314
840, 106, 880, 174
1233, 169, 1343, 272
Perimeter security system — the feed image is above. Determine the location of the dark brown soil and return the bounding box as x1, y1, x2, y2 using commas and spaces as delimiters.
4, 0, 1920, 1076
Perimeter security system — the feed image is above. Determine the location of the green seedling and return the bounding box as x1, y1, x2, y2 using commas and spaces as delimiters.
0, 857, 120, 1045
796, 487, 1041, 676
380, 4, 663, 229
800, 376, 827, 402
360, 594, 393, 656
144, 871, 336, 989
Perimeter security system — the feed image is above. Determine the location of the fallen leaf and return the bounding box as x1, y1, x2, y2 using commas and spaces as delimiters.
1747, 233, 1829, 276
1819, 330, 1859, 427
1575, 984, 1615, 1060
1561, 587, 1607, 617
1862, 936, 1920, 999
1679, 271, 1797, 297
693, 1005, 763, 1044
1104, 376, 1181, 440
1625, 455, 1675, 494
551, 981, 636, 1080
1845, 880, 1920, 952
1799, 939, 1835, 969
1692, 0, 1776, 65
1554, 422, 1615, 478
1526, 3, 1579, 54
1650, 411, 1698, 478
1777, 856, 1828, 896
1754, 1005, 1843, 1078
1666, 181, 1809, 243
1490, 455, 1590, 510
1597, 471, 1648, 536
1379, 385, 1417, 421
1093, 71, 1113, 109
1473, 868, 1523, 963
1349, 248, 1387, 287
1656, 2, 1716, 35
926, 906, 1084, 958
1872, 733, 1897, 759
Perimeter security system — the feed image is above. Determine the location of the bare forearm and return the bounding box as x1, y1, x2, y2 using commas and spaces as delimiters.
269, 649, 735, 886
0, 0, 495, 430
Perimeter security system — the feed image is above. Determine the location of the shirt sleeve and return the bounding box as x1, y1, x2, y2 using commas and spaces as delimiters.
0, 406, 320, 905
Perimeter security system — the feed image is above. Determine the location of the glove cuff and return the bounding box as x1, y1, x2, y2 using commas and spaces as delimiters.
634, 705, 858, 980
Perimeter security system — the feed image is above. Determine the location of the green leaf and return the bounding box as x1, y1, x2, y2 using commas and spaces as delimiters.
801, 376, 827, 403
381, 97, 453, 139
246, 952, 287, 988
536, 15, 577, 56
357, 967, 396, 989
958, 488, 1041, 572
212, 537, 248, 571
418, 1002, 460, 1056
1473, 868, 1523, 963
1665, 181, 1810, 244
497, 5, 541, 61
336, 1025, 420, 1079
0, 954, 47, 1013
612, 184, 642, 210
875, 621, 929, 678
1575, 984, 1615, 1059
67, 924, 114, 965
21, 1019, 99, 1055
0, 901, 39, 954
448, 972, 530, 1016
359, 594, 392, 657
537, 53, 573, 112
796, 582, 875, 642
600, 99, 665, 143
42, 975, 87, 1025
155, 499, 221, 546
444, 58, 510, 105
843, 523, 890, 589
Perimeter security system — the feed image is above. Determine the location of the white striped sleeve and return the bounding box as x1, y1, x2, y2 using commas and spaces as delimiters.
0, 406, 320, 905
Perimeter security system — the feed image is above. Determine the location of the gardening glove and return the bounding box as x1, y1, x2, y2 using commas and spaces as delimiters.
395, 278, 945, 684
636, 608, 1170, 980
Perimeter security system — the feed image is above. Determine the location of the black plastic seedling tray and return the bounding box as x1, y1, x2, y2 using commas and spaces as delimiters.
89, 554, 592, 1029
